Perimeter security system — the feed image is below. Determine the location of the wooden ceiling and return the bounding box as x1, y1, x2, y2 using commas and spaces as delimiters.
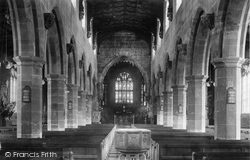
87, 0, 164, 47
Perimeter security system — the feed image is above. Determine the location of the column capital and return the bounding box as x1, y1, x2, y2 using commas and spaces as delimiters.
185, 75, 208, 82
46, 74, 67, 81
162, 91, 173, 95
171, 85, 187, 89
66, 84, 80, 91
212, 57, 245, 69
13, 56, 45, 67
86, 94, 93, 99
78, 90, 87, 95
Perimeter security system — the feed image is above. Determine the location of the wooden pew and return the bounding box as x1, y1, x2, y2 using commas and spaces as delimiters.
0, 124, 115, 160
160, 140, 250, 160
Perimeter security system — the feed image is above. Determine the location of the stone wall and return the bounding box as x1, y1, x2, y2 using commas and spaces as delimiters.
97, 31, 151, 79
39, 0, 96, 88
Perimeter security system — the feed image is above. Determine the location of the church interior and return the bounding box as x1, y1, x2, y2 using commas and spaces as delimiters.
0, 0, 249, 159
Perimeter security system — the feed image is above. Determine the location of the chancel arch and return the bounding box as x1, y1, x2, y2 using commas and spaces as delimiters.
99, 55, 150, 96
101, 60, 146, 125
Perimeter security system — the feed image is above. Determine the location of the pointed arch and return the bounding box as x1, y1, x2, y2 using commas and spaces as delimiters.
164, 53, 172, 91
45, 8, 66, 75
80, 54, 86, 91
87, 63, 92, 94
172, 37, 186, 85
67, 36, 79, 85
51, 7, 67, 75
99, 56, 149, 93
187, 8, 212, 76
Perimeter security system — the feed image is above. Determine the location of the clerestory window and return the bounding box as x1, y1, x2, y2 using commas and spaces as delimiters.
115, 72, 133, 103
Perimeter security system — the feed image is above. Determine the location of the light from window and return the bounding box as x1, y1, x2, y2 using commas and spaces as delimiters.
115, 72, 133, 103
71, 0, 77, 9
165, 0, 169, 31
176, 0, 182, 11
242, 71, 250, 113
9, 68, 17, 103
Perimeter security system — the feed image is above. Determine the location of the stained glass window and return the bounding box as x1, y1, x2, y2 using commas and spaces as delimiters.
115, 72, 133, 103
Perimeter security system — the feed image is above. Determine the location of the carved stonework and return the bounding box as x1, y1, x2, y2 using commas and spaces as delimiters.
5, 10, 11, 25
79, 60, 84, 68
142, 133, 150, 147
168, 60, 172, 69
115, 132, 125, 148
158, 71, 163, 78
166, 55, 172, 69
79, 0, 84, 20
67, 43, 73, 54
87, 31, 92, 38
79, 11, 84, 21
177, 43, 187, 55
201, 13, 215, 30
44, 13, 55, 29
128, 133, 140, 148
159, 26, 163, 39
93, 41, 97, 50
167, 6, 173, 21
115, 129, 151, 152
153, 44, 157, 51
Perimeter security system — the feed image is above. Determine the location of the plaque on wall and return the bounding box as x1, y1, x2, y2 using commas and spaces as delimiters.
227, 87, 236, 104
22, 86, 31, 103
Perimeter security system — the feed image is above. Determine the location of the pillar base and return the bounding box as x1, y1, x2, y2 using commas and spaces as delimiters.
47, 74, 67, 131
171, 85, 187, 129
163, 91, 173, 127
66, 84, 79, 128
186, 75, 207, 133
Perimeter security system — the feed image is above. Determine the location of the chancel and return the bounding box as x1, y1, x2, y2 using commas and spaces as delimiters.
0, 0, 249, 159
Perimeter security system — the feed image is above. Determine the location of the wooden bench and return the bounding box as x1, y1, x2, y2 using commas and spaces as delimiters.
159, 140, 250, 160
0, 124, 116, 160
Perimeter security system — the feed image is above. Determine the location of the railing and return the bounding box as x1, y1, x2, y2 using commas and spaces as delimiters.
146, 139, 159, 160
100, 125, 117, 160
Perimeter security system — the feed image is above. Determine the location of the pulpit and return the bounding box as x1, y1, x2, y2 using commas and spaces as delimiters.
115, 128, 151, 160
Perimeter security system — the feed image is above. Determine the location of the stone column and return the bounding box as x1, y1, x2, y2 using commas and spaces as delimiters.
156, 95, 164, 125
86, 94, 93, 124
78, 90, 86, 126
66, 84, 79, 128
14, 56, 45, 138
163, 91, 173, 127
213, 58, 244, 140
186, 75, 207, 132
171, 85, 187, 129
47, 74, 67, 131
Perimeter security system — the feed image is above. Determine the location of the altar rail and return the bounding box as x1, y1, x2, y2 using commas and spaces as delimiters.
101, 125, 117, 160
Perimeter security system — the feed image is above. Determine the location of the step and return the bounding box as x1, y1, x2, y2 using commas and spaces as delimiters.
162, 156, 192, 160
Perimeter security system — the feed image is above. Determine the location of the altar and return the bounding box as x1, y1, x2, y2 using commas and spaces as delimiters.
113, 105, 135, 125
